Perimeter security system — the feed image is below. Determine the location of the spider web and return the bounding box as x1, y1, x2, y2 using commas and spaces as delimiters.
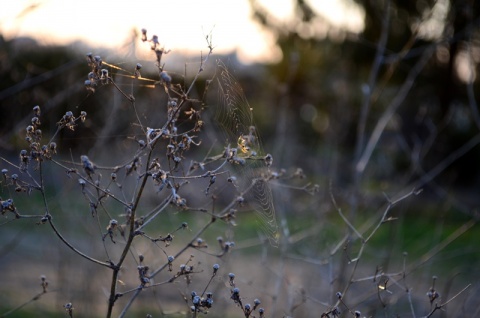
215, 60, 279, 246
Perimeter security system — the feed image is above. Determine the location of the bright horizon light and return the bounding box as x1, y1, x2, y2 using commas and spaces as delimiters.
0, 0, 364, 64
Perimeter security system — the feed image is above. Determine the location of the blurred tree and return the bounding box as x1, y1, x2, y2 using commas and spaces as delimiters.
0, 36, 86, 152
248, 0, 480, 192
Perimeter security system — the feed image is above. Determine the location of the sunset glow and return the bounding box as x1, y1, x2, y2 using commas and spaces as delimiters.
0, 0, 364, 64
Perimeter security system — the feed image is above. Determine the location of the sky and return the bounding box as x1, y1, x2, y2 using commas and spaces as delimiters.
0, 0, 364, 64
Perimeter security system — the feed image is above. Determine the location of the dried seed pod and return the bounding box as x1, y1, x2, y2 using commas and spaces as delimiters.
33, 105, 41, 116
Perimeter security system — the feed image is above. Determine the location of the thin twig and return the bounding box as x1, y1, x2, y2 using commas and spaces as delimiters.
118, 219, 216, 318
356, 44, 436, 174
407, 219, 477, 275
47, 217, 112, 268
355, 0, 391, 164
423, 284, 472, 318
0, 291, 51, 318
